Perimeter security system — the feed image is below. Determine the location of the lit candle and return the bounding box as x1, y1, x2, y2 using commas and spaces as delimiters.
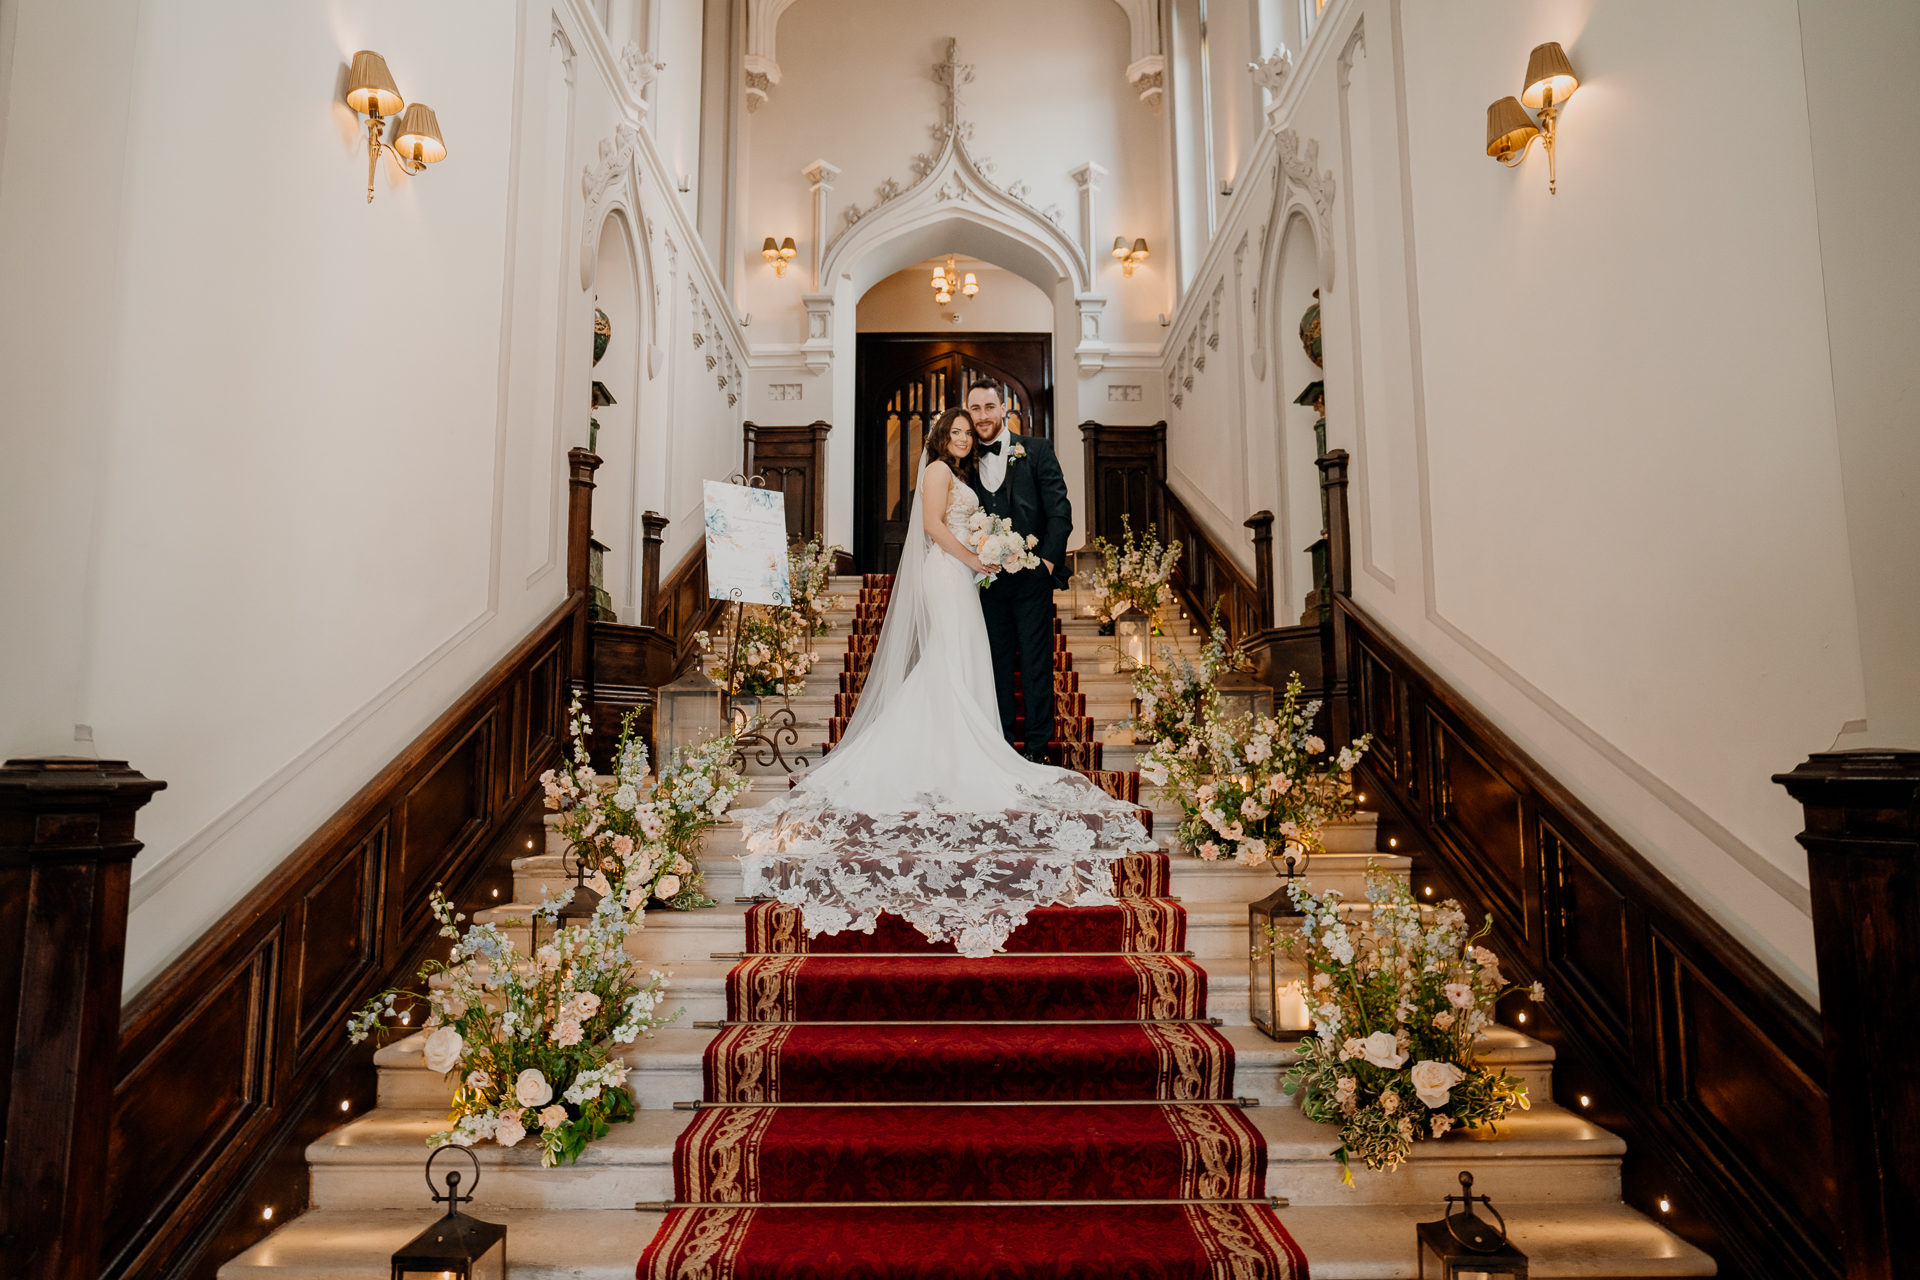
1276, 980, 1310, 1030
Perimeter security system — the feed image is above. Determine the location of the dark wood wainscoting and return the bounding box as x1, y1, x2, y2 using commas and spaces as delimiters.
656, 540, 727, 678
1080, 420, 1261, 643
1316, 481, 1838, 1278
103, 594, 582, 1280
743, 420, 832, 546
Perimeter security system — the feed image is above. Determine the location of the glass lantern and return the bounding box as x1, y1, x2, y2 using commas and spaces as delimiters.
1113, 604, 1153, 672
1069, 549, 1102, 619
1416, 1171, 1529, 1280
391, 1147, 506, 1280
1249, 850, 1312, 1039
656, 668, 726, 769
532, 841, 603, 954
1216, 669, 1276, 725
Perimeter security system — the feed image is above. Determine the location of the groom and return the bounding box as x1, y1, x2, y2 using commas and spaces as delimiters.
966, 383, 1073, 762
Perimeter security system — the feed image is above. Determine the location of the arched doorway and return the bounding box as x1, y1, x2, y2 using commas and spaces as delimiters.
853, 332, 1053, 573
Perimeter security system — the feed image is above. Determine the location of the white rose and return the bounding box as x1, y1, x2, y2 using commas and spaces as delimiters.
494, 1110, 527, 1147
1360, 1031, 1407, 1069
655, 874, 682, 900
1409, 1059, 1466, 1108
422, 1026, 465, 1075
539, 1103, 569, 1131
515, 1068, 553, 1107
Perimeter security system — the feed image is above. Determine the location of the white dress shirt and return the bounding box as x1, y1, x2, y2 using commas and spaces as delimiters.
977, 429, 1009, 493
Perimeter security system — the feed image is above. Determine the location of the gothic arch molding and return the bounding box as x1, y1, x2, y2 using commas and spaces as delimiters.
579, 124, 666, 379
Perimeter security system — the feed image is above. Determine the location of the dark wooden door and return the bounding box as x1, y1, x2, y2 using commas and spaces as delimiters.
854, 333, 1052, 573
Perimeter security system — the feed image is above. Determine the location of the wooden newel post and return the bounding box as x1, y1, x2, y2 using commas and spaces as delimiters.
1773, 749, 1920, 1280
1316, 449, 1353, 746
566, 448, 601, 686
0, 757, 165, 1280
807, 420, 833, 541
640, 511, 668, 628
1244, 510, 1275, 632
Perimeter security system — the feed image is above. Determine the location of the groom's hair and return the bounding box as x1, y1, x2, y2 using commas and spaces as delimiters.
926, 406, 980, 483
965, 381, 1001, 404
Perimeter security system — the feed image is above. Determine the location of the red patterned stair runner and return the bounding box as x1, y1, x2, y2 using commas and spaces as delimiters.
638, 844, 1310, 1278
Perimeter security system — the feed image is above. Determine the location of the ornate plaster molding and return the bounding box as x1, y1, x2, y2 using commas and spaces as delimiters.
618, 41, 663, 96
1276, 128, 1337, 280
1113, 0, 1165, 110
743, 0, 800, 111
1249, 46, 1292, 101
579, 123, 666, 378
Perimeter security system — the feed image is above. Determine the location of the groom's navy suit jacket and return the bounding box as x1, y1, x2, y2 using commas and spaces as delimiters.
970, 433, 1073, 589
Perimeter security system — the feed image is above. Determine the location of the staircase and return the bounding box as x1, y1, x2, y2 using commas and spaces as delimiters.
221, 577, 1714, 1278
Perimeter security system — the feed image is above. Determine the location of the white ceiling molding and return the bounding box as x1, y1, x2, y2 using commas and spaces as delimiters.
1112, 0, 1165, 110
744, 0, 801, 111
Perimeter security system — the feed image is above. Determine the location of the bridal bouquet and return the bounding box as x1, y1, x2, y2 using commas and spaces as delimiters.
1086, 515, 1181, 623
1278, 869, 1538, 1182
963, 510, 1041, 586
1135, 623, 1371, 866
347, 885, 676, 1166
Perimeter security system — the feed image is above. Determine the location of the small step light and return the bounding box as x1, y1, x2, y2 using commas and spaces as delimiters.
1516, 1011, 1528, 1023
492, 888, 499, 898
1578, 1094, 1590, 1108
1388, 837, 1398, 847
1423, 886, 1433, 897
1659, 1197, 1672, 1213
341, 1099, 351, 1111
526, 839, 535, 849
263, 1206, 274, 1221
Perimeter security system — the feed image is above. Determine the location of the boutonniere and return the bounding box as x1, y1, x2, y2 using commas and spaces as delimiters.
1008, 443, 1027, 462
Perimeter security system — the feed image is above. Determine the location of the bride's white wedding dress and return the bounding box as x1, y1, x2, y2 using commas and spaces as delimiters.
737, 460, 1155, 957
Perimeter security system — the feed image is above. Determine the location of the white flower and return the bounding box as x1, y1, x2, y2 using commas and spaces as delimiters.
1312, 971, 1333, 991
1304, 735, 1326, 754
515, 1068, 554, 1107
495, 1110, 527, 1147
1234, 839, 1268, 867
1410, 1059, 1466, 1108
1431, 1113, 1454, 1137
423, 1026, 465, 1074
1360, 1031, 1407, 1069
1529, 980, 1546, 1002
539, 1103, 568, 1131
1433, 1010, 1456, 1030
655, 874, 682, 899
1380, 1090, 1399, 1114
1443, 982, 1475, 1008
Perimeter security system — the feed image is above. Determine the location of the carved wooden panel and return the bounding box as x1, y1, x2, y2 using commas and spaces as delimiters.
105, 935, 275, 1267
1658, 935, 1840, 1250
294, 828, 384, 1059
1432, 722, 1526, 927
743, 421, 831, 545
1358, 644, 1398, 780
519, 640, 564, 788
400, 717, 494, 902
1543, 824, 1631, 1052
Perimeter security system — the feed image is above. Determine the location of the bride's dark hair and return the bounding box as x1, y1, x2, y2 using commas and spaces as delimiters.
925, 406, 979, 484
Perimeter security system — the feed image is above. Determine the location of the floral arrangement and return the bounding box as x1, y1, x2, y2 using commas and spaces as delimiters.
702, 608, 819, 699
783, 534, 844, 643
1086, 515, 1181, 623
1277, 869, 1540, 1182
963, 510, 1041, 586
542, 694, 746, 904
1134, 623, 1371, 867
347, 857, 677, 1168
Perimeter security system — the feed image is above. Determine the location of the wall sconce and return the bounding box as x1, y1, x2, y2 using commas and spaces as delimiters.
345, 50, 447, 203
1486, 42, 1577, 193
761, 236, 796, 276
1112, 237, 1149, 278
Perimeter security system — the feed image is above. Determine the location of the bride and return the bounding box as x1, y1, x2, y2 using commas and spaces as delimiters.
738, 407, 1156, 956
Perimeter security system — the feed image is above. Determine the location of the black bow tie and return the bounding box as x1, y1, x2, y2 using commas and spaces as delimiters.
981, 439, 1003, 456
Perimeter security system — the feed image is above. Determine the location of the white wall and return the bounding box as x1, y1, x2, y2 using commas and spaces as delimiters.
0, 0, 749, 995
1157, 0, 1912, 1002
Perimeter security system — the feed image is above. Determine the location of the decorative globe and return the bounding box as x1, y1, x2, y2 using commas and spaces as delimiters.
593, 307, 612, 366
1299, 295, 1322, 368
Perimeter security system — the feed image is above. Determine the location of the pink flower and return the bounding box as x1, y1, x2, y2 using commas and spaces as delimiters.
612, 834, 634, 857
1444, 983, 1474, 1008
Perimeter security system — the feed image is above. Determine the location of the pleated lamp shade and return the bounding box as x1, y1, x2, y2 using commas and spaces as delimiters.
1485, 96, 1539, 158
394, 103, 447, 163
345, 51, 405, 116
1521, 41, 1578, 108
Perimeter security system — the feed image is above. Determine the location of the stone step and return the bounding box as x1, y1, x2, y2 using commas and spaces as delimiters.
302, 1089, 1628, 1216
372, 1023, 1557, 1118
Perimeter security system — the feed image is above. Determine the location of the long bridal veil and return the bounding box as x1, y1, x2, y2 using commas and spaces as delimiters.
735, 455, 1157, 956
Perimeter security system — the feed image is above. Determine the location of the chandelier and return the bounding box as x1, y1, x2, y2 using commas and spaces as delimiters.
930, 254, 979, 307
